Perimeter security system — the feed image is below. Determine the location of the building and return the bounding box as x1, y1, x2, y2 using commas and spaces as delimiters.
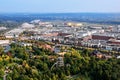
0, 27, 7, 30
107, 39, 120, 45
92, 33, 115, 40
66, 22, 83, 27
5, 28, 24, 38
4, 45, 11, 53
0, 40, 10, 46
117, 56, 120, 59
21, 23, 35, 29
57, 57, 64, 67
20, 42, 32, 47
91, 50, 103, 58
54, 46, 61, 53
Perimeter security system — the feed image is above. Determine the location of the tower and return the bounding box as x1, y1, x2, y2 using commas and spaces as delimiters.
57, 57, 64, 67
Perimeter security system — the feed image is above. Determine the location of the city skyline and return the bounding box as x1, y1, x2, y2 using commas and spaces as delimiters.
0, 0, 120, 13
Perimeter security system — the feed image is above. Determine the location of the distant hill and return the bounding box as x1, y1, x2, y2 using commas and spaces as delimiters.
0, 13, 120, 24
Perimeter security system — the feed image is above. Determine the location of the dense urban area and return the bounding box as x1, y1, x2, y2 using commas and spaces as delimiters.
0, 13, 120, 80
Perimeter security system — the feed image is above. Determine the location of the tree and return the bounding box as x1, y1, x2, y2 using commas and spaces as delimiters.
0, 69, 4, 78
0, 46, 4, 56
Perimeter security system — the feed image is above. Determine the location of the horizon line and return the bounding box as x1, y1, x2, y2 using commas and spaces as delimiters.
0, 12, 120, 14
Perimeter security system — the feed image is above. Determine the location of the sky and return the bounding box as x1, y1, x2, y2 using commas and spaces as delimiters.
0, 0, 120, 13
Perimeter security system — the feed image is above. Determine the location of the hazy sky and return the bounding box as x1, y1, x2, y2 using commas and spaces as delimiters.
0, 0, 120, 13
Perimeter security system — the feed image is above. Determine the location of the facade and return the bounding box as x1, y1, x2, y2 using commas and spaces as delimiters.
57, 57, 64, 67
92, 34, 114, 40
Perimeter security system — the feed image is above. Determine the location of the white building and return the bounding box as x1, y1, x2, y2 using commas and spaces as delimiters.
20, 42, 32, 47
5, 28, 24, 38
0, 40, 10, 45
21, 23, 35, 29
0, 27, 7, 30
